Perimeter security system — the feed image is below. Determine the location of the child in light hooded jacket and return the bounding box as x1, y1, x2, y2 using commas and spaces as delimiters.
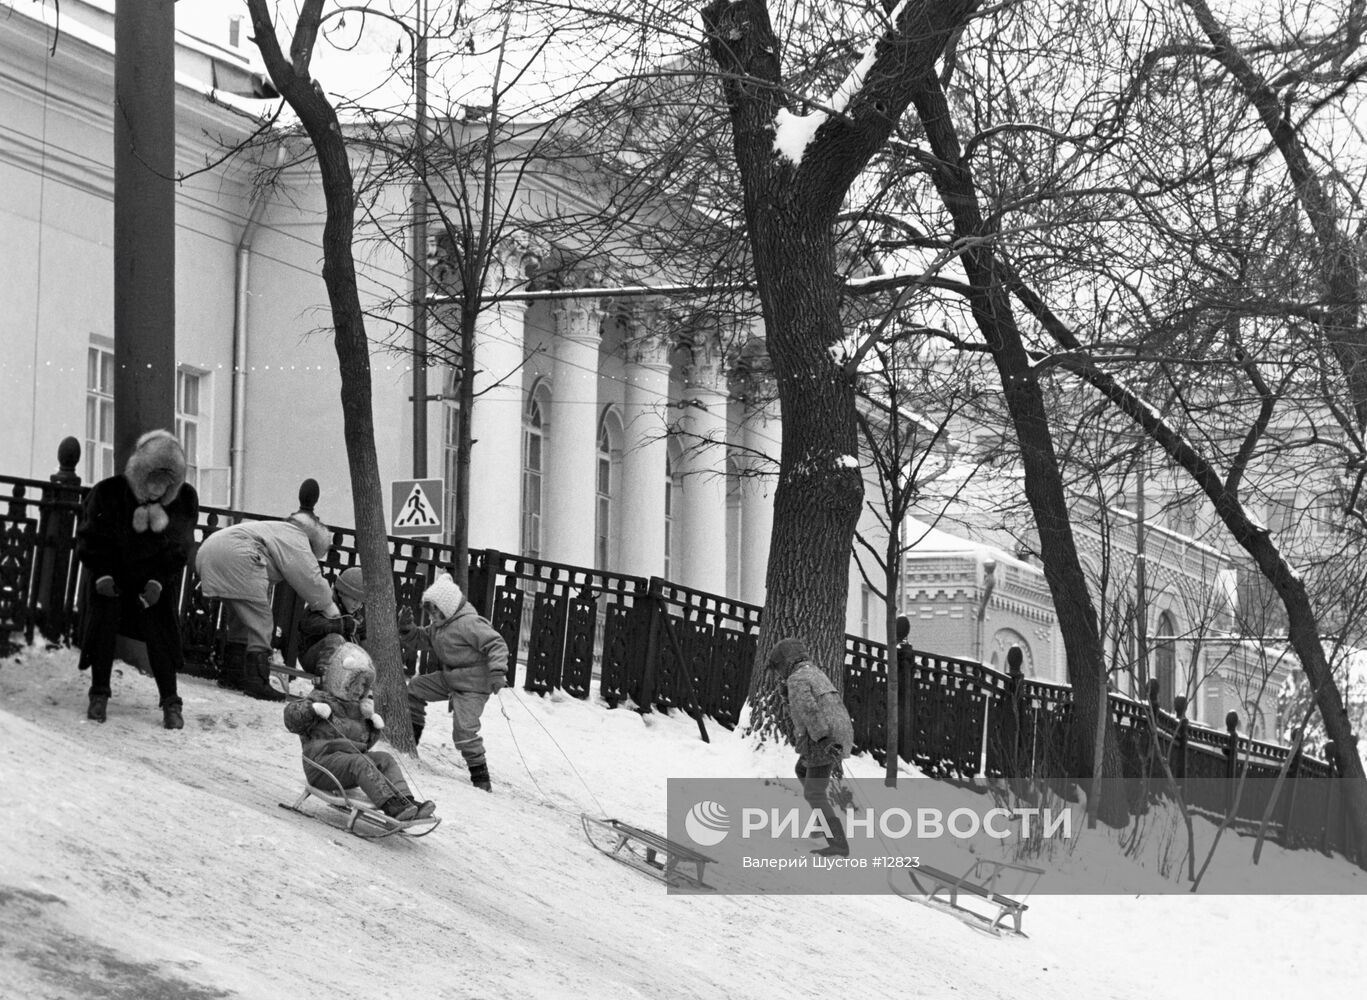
283, 641, 434, 821
400, 572, 509, 791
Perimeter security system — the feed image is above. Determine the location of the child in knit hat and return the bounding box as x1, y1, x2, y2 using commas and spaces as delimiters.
399, 572, 509, 791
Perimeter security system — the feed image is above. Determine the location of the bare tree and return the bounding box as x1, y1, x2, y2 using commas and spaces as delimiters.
701, 0, 984, 735
244, 0, 415, 749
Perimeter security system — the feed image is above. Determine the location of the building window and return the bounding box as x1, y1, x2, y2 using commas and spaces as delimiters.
596, 424, 612, 570
594, 409, 622, 571
228, 15, 242, 48
442, 370, 461, 545
664, 451, 680, 579
85, 346, 115, 483
1154, 610, 1177, 709
175, 368, 202, 489
521, 389, 545, 559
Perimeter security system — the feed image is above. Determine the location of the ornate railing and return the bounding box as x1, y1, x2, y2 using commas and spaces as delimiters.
1, 439, 1357, 861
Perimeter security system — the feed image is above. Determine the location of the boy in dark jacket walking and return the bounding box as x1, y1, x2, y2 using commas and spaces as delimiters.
76, 429, 198, 730
766, 636, 855, 856
283, 641, 434, 820
400, 573, 509, 791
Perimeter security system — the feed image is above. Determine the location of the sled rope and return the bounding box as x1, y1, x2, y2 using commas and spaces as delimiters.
315, 712, 426, 803
498, 689, 609, 818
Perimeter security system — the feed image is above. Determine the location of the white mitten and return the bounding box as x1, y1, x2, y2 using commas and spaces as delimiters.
311, 702, 332, 720
369, 712, 385, 730
358, 696, 375, 719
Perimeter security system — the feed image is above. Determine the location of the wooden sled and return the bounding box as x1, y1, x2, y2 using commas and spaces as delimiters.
581, 815, 715, 890
893, 858, 1042, 935
279, 759, 441, 840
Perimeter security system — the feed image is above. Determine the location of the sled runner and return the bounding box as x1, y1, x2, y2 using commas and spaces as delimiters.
892, 858, 1042, 935
279, 759, 441, 839
581, 815, 715, 889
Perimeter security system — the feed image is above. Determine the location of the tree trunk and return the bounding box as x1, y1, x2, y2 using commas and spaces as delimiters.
910, 73, 1128, 822
701, 0, 979, 735
246, 0, 414, 751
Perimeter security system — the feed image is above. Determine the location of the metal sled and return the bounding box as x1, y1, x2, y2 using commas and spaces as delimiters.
581, 815, 714, 890
279, 758, 441, 840
892, 858, 1042, 936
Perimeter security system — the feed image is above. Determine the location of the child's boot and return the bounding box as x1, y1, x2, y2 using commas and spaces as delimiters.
409, 799, 437, 819
468, 762, 492, 792
382, 796, 418, 821
87, 694, 108, 723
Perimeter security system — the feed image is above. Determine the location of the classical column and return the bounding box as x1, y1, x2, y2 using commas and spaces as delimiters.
620, 325, 672, 580
739, 395, 780, 607
542, 296, 605, 566
465, 299, 528, 553
678, 353, 730, 594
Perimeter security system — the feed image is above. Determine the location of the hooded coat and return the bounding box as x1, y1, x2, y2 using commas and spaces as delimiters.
407, 597, 509, 694
767, 638, 855, 765
77, 430, 199, 595
283, 642, 382, 760
195, 516, 334, 611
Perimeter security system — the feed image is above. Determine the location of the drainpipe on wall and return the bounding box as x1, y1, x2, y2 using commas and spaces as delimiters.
229, 147, 287, 510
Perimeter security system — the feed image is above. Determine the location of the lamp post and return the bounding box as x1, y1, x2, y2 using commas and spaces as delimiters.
411, 0, 429, 478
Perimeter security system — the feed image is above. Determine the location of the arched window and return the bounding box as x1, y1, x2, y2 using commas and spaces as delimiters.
441, 368, 461, 546
594, 408, 622, 570
1154, 610, 1177, 709
664, 442, 683, 579
521, 384, 549, 558
596, 423, 610, 569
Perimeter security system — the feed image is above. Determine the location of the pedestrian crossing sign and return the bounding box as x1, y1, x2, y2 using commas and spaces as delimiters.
390, 478, 444, 537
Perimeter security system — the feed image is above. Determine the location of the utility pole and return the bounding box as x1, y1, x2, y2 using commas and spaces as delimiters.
410, 0, 429, 478
114, 0, 176, 465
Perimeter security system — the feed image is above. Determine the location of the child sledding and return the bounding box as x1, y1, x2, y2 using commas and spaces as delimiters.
280, 640, 439, 837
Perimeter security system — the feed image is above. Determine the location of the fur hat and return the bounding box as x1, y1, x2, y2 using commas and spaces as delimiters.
766, 637, 811, 678
421, 573, 464, 619
320, 641, 375, 702
124, 430, 186, 534
335, 567, 364, 604
287, 511, 333, 560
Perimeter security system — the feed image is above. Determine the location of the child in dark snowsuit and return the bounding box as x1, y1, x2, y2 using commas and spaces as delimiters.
283, 641, 434, 821
766, 636, 855, 857
297, 566, 366, 675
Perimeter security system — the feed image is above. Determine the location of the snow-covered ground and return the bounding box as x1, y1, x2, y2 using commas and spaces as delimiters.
2, 643, 1364, 999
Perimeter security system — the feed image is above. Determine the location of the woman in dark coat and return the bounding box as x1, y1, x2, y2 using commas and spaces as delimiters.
77, 429, 198, 729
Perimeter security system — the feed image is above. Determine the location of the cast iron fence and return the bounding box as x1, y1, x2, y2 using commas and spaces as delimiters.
0, 438, 1356, 862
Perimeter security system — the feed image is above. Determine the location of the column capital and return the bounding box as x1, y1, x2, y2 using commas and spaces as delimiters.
552, 299, 606, 346
626, 333, 674, 373
683, 351, 728, 395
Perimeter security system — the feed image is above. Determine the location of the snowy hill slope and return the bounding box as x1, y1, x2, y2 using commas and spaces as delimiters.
1, 645, 1363, 999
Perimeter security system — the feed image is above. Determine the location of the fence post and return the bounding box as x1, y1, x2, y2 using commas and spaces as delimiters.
33, 436, 83, 644
637, 577, 664, 714
1146, 677, 1163, 778
1170, 694, 1188, 785
1224, 710, 1240, 817
1278, 731, 1302, 849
